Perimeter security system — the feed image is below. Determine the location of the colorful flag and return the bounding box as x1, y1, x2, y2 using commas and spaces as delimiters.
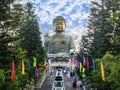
93, 59, 96, 70
72, 64, 75, 70
33, 57, 37, 67
38, 64, 43, 71
80, 62, 82, 72
38, 67, 43, 71
74, 58, 78, 67
46, 64, 49, 70
22, 59, 25, 75
35, 68, 39, 78
69, 59, 72, 66
86, 57, 90, 71
101, 62, 105, 81
83, 56, 86, 66
82, 67, 86, 78
11, 60, 15, 82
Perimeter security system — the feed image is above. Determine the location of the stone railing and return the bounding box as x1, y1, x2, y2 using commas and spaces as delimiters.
22, 70, 47, 90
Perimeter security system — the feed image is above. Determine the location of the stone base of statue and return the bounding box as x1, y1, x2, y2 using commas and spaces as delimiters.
47, 51, 76, 69
47, 53, 70, 58
47, 49, 76, 58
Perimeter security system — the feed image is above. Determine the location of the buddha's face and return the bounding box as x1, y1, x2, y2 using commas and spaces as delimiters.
54, 20, 66, 32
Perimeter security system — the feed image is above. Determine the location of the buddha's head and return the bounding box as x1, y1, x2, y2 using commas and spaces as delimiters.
44, 33, 49, 37
53, 16, 66, 33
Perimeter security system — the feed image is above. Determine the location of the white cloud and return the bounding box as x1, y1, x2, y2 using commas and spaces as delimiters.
36, 0, 90, 51
17, 0, 100, 51
66, 19, 73, 27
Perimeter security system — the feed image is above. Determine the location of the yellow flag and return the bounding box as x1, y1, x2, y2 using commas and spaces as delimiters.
80, 62, 82, 72
101, 62, 105, 81
72, 64, 75, 70
22, 59, 25, 75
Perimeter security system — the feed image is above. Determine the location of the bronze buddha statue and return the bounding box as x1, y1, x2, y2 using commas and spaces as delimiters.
44, 16, 75, 56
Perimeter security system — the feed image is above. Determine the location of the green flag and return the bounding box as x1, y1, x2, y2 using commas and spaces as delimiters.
33, 57, 37, 67
82, 67, 86, 78
44, 61, 46, 66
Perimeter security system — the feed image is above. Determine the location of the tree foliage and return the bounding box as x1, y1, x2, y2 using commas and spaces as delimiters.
78, 0, 120, 58
0, 1, 46, 89
77, 0, 120, 89
87, 53, 120, 90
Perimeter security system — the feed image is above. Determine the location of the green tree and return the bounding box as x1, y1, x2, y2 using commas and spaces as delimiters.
19, 3, 46, 82
87, 53, 120, 90
78, 0, 120, 59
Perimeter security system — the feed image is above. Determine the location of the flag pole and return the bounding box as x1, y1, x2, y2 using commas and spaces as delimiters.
21, 75, 23, 90
33, 57, 37, 87
12, 82, 14, 90
11, 60, 15, 90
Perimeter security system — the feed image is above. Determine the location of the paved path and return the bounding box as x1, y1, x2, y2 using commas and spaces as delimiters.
34, 73, 80, 90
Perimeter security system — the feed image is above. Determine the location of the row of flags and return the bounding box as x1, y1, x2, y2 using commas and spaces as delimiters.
11, 56, 105, 82
11, 57, 48, 83
69, 56, 105, 81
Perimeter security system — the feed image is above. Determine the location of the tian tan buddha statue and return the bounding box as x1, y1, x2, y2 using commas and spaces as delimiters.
44, 16, 76, 57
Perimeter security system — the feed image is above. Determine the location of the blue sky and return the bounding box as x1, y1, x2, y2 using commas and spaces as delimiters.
18, 0, 101, 50
31, 0, 92, 33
